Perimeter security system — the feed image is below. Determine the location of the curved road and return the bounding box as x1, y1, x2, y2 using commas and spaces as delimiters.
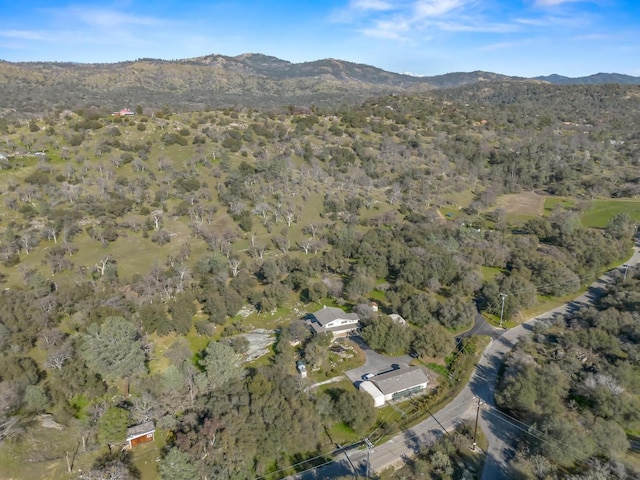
292, 241, 640, 479
478, 240, 640, 479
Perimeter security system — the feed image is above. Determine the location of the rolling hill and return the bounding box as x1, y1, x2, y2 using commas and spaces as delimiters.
0, 53, 638, 115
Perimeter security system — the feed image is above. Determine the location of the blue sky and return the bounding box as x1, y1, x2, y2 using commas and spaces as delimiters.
0, 0, 638, 77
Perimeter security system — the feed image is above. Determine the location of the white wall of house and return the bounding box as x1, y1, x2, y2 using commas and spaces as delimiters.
359, 381, 385, 407
382, 382, 428, 402
325, 318, 359, 328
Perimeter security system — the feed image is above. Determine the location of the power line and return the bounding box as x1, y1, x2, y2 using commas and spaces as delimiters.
255, 438, 363, 480
272, 265, 633, 480
481, 405, 625, 480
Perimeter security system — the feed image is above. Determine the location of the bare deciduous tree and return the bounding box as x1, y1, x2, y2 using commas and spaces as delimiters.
228, 258, 242, 277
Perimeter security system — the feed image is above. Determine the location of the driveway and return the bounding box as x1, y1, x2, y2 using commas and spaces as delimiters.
344, 335, 414, 384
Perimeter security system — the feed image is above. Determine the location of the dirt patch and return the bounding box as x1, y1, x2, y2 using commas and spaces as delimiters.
495, 191, 545, 216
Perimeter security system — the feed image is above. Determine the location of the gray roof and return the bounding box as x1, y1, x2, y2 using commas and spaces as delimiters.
372, 367, 429, 395
312, 306, 359, 326
309, 321, 359, 335
126, 421, 155, 439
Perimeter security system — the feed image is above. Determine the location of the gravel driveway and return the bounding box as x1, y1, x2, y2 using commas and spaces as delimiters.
344, 335, 414, 384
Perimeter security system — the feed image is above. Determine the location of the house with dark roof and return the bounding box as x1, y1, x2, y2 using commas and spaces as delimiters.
307, 306, 360, 338
359, 367, 429, 407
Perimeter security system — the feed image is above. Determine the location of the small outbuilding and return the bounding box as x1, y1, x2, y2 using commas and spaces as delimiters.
125, 421, 155, 449
388, 314, 407, 326
296, 360, 307, 378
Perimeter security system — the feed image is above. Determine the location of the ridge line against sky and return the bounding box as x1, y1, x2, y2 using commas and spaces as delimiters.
0, 0, 638, 77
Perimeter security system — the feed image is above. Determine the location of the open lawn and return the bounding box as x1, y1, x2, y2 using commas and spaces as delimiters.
543, 196, 576, 215
130, 431, 166, 480
441, 190, 475, 209
580, 199, 640, 228
480, 266, 502, 282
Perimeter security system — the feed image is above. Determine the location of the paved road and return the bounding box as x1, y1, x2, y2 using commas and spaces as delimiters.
291, 241, 640, 480
478, 240, 640, 479
456, 314, 504, 344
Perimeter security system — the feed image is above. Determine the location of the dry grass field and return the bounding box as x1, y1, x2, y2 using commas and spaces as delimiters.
495, 191, 546, 221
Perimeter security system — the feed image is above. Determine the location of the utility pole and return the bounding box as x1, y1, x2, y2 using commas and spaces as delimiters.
364, 438, 374, 479
338, 444, 358, 479
623, 264, 631, 281
499, 293, 508, 328
472, 397, 483, 451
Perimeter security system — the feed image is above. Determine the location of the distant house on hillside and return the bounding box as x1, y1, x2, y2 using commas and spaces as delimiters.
296, 360, 307, 378
306, 306, 360, 338
389, 313, 407, 326
112, 109, 135, 117
359, 367, 429, 407
125, 421, 155, 449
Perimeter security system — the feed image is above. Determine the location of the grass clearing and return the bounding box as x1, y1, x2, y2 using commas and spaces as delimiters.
0, 420, 98, 480
130, 430, 166, 480
185, 326, 210, 354
327, 422, 361, 445
439, 206, 462, 219
543, 196, 576, 215
495, 191, 546, 220
580, 198, 640, 228
441, 190, 475, 208
480, 266, 503, 282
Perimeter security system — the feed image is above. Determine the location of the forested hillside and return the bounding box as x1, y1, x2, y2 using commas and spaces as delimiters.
496, 273, 640, 479
0, 81, 639, 479
2, 53, 638, 115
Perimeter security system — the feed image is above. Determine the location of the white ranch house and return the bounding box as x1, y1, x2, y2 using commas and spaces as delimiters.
307, 306, 360, 338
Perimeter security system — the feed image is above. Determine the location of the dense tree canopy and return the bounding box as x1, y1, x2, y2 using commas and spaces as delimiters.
0, 81, 638, 478
81, 316, 147, 382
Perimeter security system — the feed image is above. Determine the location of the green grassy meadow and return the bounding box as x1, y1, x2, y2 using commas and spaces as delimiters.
580, 199, 640, 228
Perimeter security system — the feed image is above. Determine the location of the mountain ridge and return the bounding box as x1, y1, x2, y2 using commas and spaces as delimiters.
1, 53, 639, 115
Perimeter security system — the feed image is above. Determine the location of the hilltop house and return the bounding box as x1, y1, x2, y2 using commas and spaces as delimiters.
359, 367, 429, 407
307, 306, 360, 338
112, 109, 135, 117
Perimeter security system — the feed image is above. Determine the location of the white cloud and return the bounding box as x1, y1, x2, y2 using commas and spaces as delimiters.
360, 16, 413, 39
336, 0, 522, 40
64, 7, 166, 29
351, 0, 395, 11
413, 0, 466, 19
515, 12, 591, 29
0, 30, 49, 41
533, 0, 584, 6
435, 19, 518, 33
